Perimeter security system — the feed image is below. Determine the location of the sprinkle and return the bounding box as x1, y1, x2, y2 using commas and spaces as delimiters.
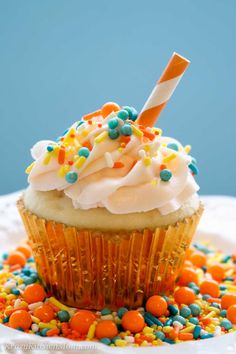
163, 153, 177, 163
150, 178, 158, 186
78, 147, 90, 158
120, 136, 131, 144
82, 109, 101, 121
47, 145, 54, 152
48, 297, 70, 311
87, 321, 97, 340
123, 106, 138, 121
138, 150, 146, 159
25, 162, 35, 174
74, 156, 86, 169
167, 143, 179, 151
65, 171, 78, 184
108, 128, 120, 140
94, 131, 108, 143
184, 145, 192, 154
143, 157, 152, 166
189, 162, 199, 175
132, 125, 143, 138
108, 118, 119, 129
117, 110, 129, 120
81, 130, 89, 138
160, 169, 172, 182
104, 152, 114, 168
58, 165, 70, 177
58, 148, 66, 165
113, 162, 124, 169
141, 130, 155, 141
43, 153, 52, 165
120, 124, 132, 136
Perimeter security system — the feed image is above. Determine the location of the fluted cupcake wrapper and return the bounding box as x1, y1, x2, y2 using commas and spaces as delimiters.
17, 199, 203, 310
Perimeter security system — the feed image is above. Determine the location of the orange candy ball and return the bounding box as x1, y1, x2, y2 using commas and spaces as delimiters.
16, 244, 32, 259
33, 304, 54, 322
174, 287, 196, 305
199, 279, 220, 298
95, 320, 118, 339
121, 310, 145, 333
207, 263, 225, 281
8, 251, 26, 267
101, 102, 120, 118
221, 294, 236, 309
23, 283, 46, 304
227, 304, 236, 324
70, 310, 96, 335
189, 251, 207, 268
145, 295, 167, 317
179, 267, 199, 286
9, 309, 32, 330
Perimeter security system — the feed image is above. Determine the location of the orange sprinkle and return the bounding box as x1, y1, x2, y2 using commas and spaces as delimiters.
200, 317, 212, 325
9, 264, 22, 272
46, 328, 60, 336
160, 164, 167, 170
88, 120, 93, 125
113, 162, 124, 169
70, 134, 75, 138
207, 297, 222, 304
120, 142, 126, 148
98, 123, 102, 128
178, 333, 193, 341
120, 136, 131, 144
82, 141, 93, 151
169, 327, 179, 340
82, 109, 101, 121
142, 130, 155, 141
58, 148, 66, 165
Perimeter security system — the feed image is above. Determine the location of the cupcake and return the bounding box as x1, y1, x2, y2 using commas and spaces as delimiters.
18, 101, 202, 310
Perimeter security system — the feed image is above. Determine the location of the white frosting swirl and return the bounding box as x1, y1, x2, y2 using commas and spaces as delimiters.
27, 113, 199, 215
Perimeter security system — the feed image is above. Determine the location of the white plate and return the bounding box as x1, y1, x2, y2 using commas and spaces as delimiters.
0, 191, 236, 354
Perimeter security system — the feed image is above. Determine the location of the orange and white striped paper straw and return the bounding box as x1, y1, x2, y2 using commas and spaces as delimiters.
136, 52, 190, 127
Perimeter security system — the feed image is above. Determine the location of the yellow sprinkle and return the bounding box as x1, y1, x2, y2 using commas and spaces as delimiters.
208, 307, 220, 315
38, 322, 57, 329
0, 319, 3, 324
163, 153, 177, 163
52, 146, 59, 156
143, 326, 154, 334
31, 316, 40, 324
150, 178, 158, 186
58, 165, 70, 177
132, 125, 143, 138
180, 325, 195, 333
43, 153, 52, 165
0, 293, 7, 299
6, 294, 16, 301
144, 145, 151, 152
74, 156, 86, 169
184, 145, 192, 154
63, 128, 76, 144
81, 130, 89, 137
135, 333, 140, 338
48, 297, 70, 311
118, 147, 124, 153
163, 326, 172, 333
87, 321, 97, 340
143, 157, 152, 166
140, 340, 149, 347
94, 131, 108, 143
205, 311, 216, 318
50, 320, 57, 325
25, 162, 35, 174
152, 340, 162, 346
115, 339, 127, 347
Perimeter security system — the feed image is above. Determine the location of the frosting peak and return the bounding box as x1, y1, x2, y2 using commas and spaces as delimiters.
26, 103, 199, 215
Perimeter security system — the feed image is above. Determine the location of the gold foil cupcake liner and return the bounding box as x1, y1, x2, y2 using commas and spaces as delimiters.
17, 199, 203, 310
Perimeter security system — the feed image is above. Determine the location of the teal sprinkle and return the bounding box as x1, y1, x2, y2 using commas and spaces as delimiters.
78, 147, 90, 158
168, 304, 178, 316
57, 310, 70, 322
223, 276, 234, 281
108, 128, 120, 140
189, 303, 201, 316
120, 124, 132, 136
117, 307, 128, 319
101, 308, 112, 316
220, 319, 232, 330
11, 288, 20, 295
193, 325, 201, 339
65, 171, 78, 184
123, 106, 138, 121
167, 143, 179, 151
221, 255, 231, 263
108, 118, 119, 129
200, 333, 213, 339
47, 145, 54, 152
189, 317, 199, 325
193, 243, 211, 254
189, 162, 199, 175
155, 331, 165, 340
100, 338, 111, 345
160, 169, 172, 182
41, 328, 50, 336
117, 110, 129, 120
220, 310, 227, 318
180, 306, 191, 318
172, 315, 186, 325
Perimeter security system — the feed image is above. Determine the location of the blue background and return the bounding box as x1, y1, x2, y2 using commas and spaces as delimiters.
1, 1, 235, 195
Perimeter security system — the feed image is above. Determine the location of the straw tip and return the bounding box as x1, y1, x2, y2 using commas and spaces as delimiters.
172, 52, 191, 64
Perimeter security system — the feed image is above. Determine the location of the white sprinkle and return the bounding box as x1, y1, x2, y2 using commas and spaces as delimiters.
104, 152, 114, 168
124, 336, 135, 343
173, 321, 183, 329
4, 280, 17, 289
101, 314, 113, 321
114, 316, 122, 324
138, 150, 146, 159
18, 284, 26, 290
14, 299, 22, 308
28, 301, 44, 311
31, 324, 39, 332
214, 326, 221, 336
